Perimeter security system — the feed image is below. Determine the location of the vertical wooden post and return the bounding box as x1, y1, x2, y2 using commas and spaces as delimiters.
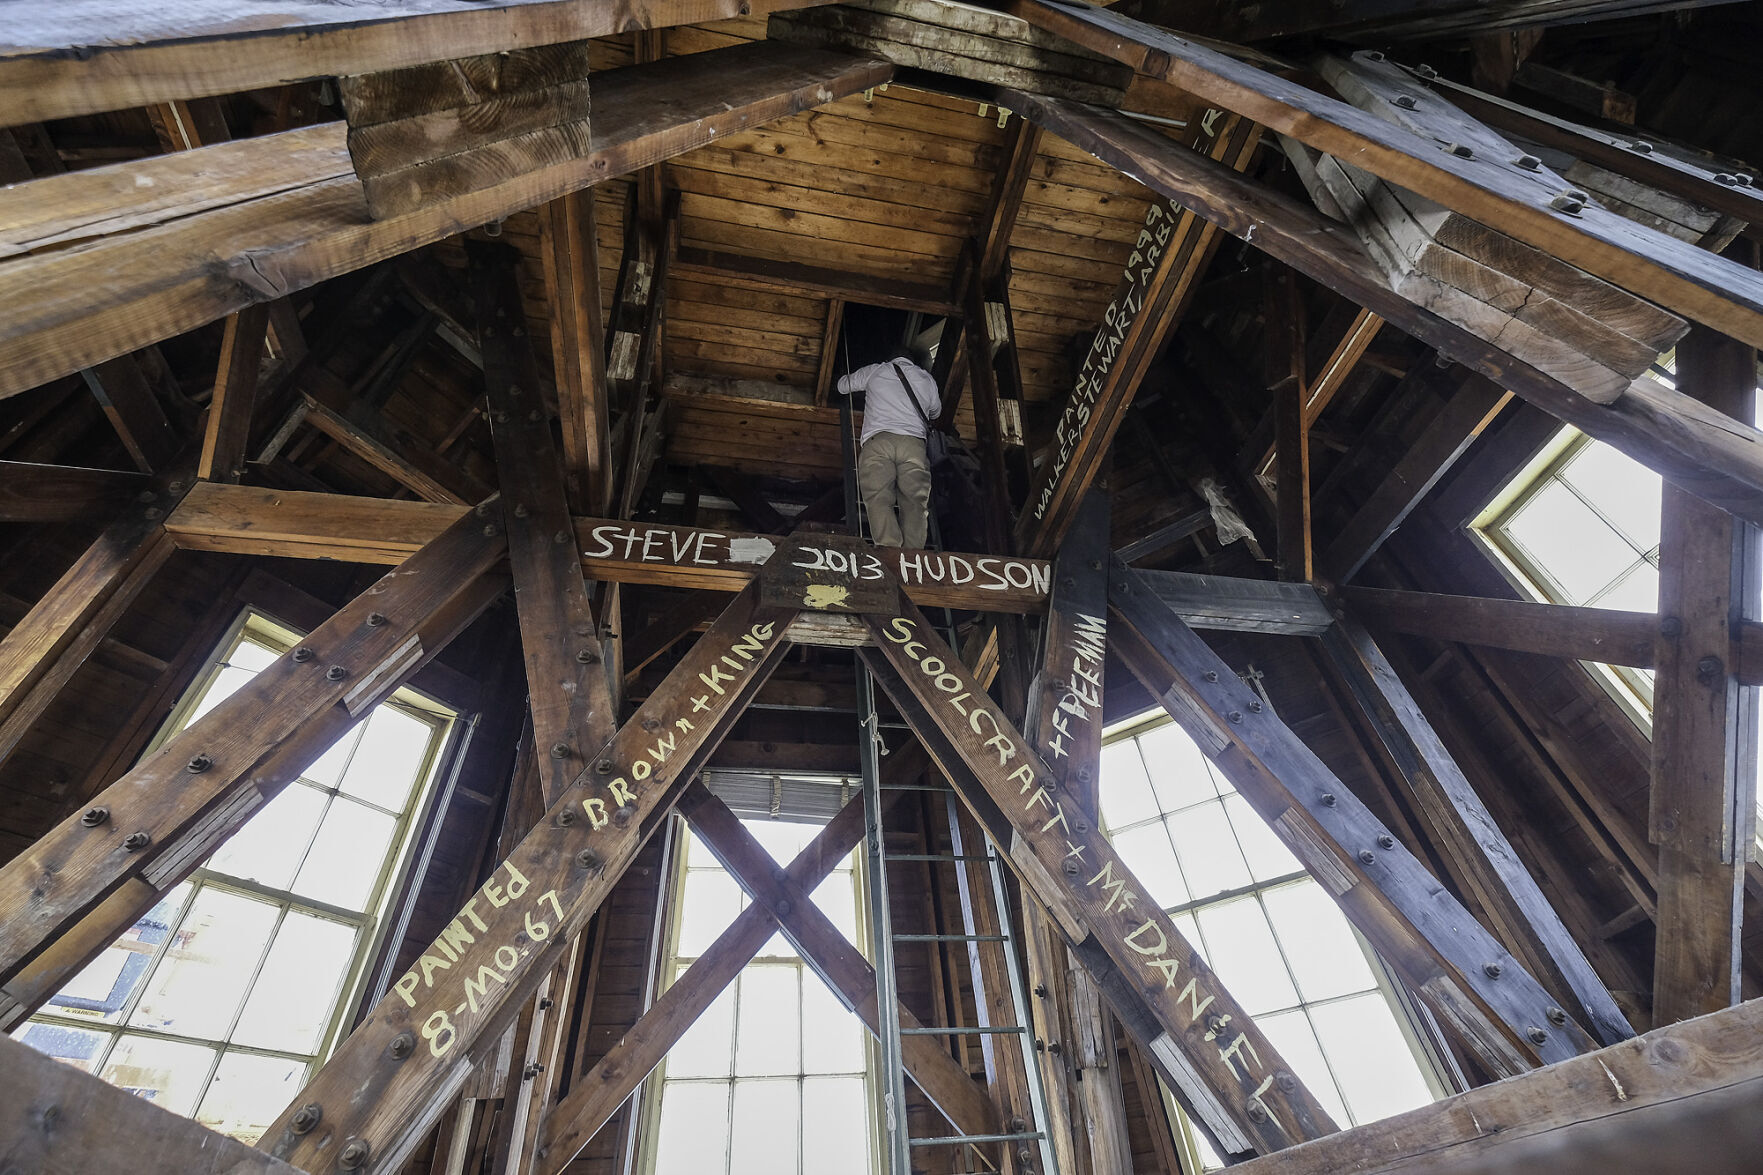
1651, 317, 1759, 1025
199, 303, 271, 483
537, 188, 613, 517
1266, 266, 1311, 582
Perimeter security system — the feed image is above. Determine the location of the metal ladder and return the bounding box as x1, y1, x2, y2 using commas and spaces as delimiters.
838, 387, 1060, 1175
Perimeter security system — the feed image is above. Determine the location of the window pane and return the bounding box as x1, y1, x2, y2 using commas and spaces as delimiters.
746, 819, 816, 865
232, 910, 358, 1053
206, 783, 327, 892
801, 973, 865, 1075
810, 870, 859, 949
12, 1020, 108, 1072
1135, 722, 1220, 810
653, 1082, 730, 1175
1255, 1010, 1349, 1126
1560, 442, 1661, 552
1193, 897, 1297, 1016
1260, 883, 1377, 1003
1167, 802, 1253, 899
1110, 822, 1189, 909
1502, 482, 1636, 603
190, 665, 260, 723
803, 1076, 869, 1171
735, 966, 800, 1077
99, 1034, 217, 1116
195, 1051, 308, 1144
129, 888, 280, 1039
1308, 993, 1434, 1124
1221, 794, 1303, 883
45, 883, 190, 1024
301, 722, 361, 790
668, 970, 736, 1078
1591, 562, 1658, 614
340, 706, 432, 811
229, 640, 281, 673
678, 870, 746, 958
1099, 740, 1161, 831
291, 798, 397, 912
730, 1079, 798, 1175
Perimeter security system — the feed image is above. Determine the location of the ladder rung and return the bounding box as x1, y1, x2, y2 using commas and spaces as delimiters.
879, 782, 954, 792
894, 933, 1008, 943
910, 1131, 1047, 1147
884, 853, 995, 863
900, 1025, 1028, 1036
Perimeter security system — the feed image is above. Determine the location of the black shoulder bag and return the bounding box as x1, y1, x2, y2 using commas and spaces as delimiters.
892, 362, 987, 552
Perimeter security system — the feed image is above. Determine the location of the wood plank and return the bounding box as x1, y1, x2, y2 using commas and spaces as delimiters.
301, 394, 483, 504
256, 583, 797, 1174
674, 245, 957, 313
0, 0, 840, 124
0, 460, 148, 522
198, 304, 271, 484
1343, 586, 1660, 669
1135, 569, 1335, 635
538, 187, 612, 514
1002, 90, 1763, 530
0, 44, 894, 399
1110, 555, 1602, 1074
1268, 267, 1312, 582
1650, 320, 1757, 1025
474, 240, 618, 805
81, 356, 178, 474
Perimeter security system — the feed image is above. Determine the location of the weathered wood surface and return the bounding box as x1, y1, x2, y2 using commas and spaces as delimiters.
197, 304, 271, 484
1224, 996, 1763, 1175
82, 357, 180, 473
1003, 90, 1763, 530
300, 393, 487, 504
1137, 569, 1335, 635
0, 502, 507, 990
258, 584, 795, 1173
1025, 489, 1111, 813
1110, 556, 1602, 1073
1011, 0, 1763, 351
537, 188, 612, 515
0, 1029, 308, 1175
1343, 586, 1661, 669
0, 43, 894, 398
0, 460, 149, 522
0, 0, 841, 125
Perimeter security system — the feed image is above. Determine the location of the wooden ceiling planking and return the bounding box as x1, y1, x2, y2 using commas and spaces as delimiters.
662, 392, 847, 478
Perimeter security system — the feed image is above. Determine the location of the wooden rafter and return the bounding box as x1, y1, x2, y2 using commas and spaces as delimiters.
537, 188, 613, 517
0, 459, 148, 522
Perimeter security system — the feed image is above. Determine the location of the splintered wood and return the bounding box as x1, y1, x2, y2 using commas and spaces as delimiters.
769, 0, 1132, 105
340, 42, 592, 219
1300, 51, 1686, 404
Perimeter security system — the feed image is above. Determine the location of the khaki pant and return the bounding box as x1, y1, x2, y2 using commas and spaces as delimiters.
858, 431, 931, 548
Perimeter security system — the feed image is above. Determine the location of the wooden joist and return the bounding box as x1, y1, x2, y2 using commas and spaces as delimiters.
1343, 586, 1663, 670
198, 304, 271, 484
0, 42, 894, 398
1000, 90, 1763, 530
0, 459, 149, 522
299, 393, 489, 504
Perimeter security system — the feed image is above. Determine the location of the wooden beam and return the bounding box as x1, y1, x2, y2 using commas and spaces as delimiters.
1026, 488, 1111, 813
1253, 307, 1383, 482
81, 356, 178, 473
1321, 373, 1512, 582
256, 581, 796, 1172
300, 393, 486, 504
0, 459, 148, 522
1268, 268, 1312, 582
1320, 618, 1635, 1045
1011, 0, 1763, 351
860, 599, 1339, 1159
1109, 556, 1603, 1075
1003, 89, 1763, 531
1343, 585, 1661, 668
537, 188, 612, 516
1650, 319, 1758, 1025
1135, 568, 1335, 635
812, 297, 845, 409
198, 303, 271, 483
673, 245, 957, 315
979, 117, 1045, 281
0, 0, 844, 125
1114, 0, 1721, 43
0, 1029, 306, 1174
474, 240, 618, 806
0, 44, 894, 399
1225, 996, 1763, 1175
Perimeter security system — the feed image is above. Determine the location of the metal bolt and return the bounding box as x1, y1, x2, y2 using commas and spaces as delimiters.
337, 1138, 371, 1170
1484, 962, 1504, 979
388, 1032, 415, 1060
642, 717, 662, 732
1527, 1026, 1548, 1044
1203, 671, 1219, 683
483, 524, 500, 538
1248, 698, 1263, 713
1018, 1146, 1034, 1165
613, 805, 634, 826
575, 647, 599, 664
1047, 1041, 1063, 1055
1322, 792, 1337, 806
1365, 50, 1385, 61
1034, 984, 1049, 998
1276, 1071, 1297, 1092
1547, 1006, 1567, 1026
123, 831, 150, 852
1444, 142, 1474, 159
528, 409, 542, 423
1515, 153, 1542, 170
1629, 140, 1653, 154
293, 646, 315, 663
289, 1104, 322, 1135
514, 503, 530, 518
557, 807, 577, 827
596, 759, 613, 774
1062, 858, 1080, 876
476, 501, 493, 518
1415, 63, 1438, 79
1377, 834, 1395, 849
1228, 711, 1243, 723
366, 612, 387, 628
1660, 615, 1683, 638
144, 506, 163, 519
576, 849, 603, 872
137, 490, 157, 504
1549, 193, 1585, 215
508, 384, 523, 397
776, 898, 793, 916
554, 530, 571, 545
1697, 654, 1724, 683
1358, 849, 1375, 865
551, 742, 571, 760
1393, 94, 1417, 109
540, 997, 555, 1011
186, 754, 212, 773
1089, 559, 1102, 570
1738, 174, 1755, 187
1717, 172, 1738, 186
523, 1063, 545, 1081
1073, 817, 1090, 834
493, 411, 510, 424
80, 806, 109, 827
1247, 1102, 1268, 1123
327, 665, 349, 682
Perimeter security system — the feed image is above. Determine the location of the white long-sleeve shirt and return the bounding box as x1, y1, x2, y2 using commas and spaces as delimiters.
838, 359, 941, 445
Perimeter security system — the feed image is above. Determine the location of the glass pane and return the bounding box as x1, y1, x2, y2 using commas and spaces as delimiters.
1110, 823, 1189, 909
1171, 911, 1204, 965
1560, 442, 1661, 552
801, 973, 864, 1074
1135, 723, 1219, 811
98, 1034, 217, 1116
686, 828, 724, 870
232, 911, 358, 1053
653, 1081, 730, 1175
668, 968, 736, 1078
1256, 1010, 1349, 1126
339, 706, 432, 811
1308, 993, 1435, 1125
190, 665, 260, 723
1502, 481, 1637, 603
291, 798, 397, 912
1260, 882, 1378, 1002
1193, 897, 1297, 1016
195, 1051, 308, 1143
229, 640, 281, 673
730, 1079, 799, 1175
679, 870, 746, 958
45, 883, 190, 1024
803, 1076, 869, 1171
205, 784, 328, 891
810, 871, 858, 949
130, 888, 280, 1039
1167, 802, 1253, 899
1221, 795, 1303, 883
1591, 562, 1658, 614
1099, 740, 1161, 831
14, 1020, 109, 1072
734, 966, 800, 1077
301, 722, 361, 790
746, 819, 816, 865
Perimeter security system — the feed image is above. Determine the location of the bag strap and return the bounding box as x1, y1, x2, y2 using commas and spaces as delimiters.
891, 361, 936, 428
